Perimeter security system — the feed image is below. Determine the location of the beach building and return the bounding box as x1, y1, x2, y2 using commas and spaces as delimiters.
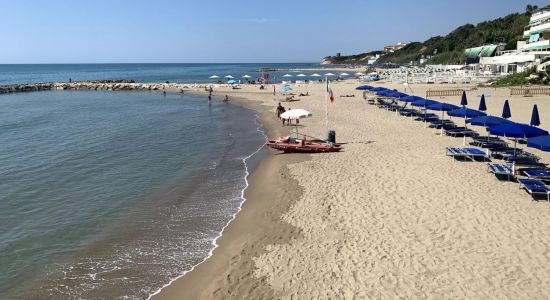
383, 42, 408, 53
469, 7, 550, 74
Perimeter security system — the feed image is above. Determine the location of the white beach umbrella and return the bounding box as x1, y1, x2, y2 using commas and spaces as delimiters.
324, 72, 336, 76
310, 73, 321, 77
296, 74, 307, 77
209, 75, 220, 79
280, 109, 312, 120
354, 72, 365, 76
280, 109, 312, 138
340, 73, 350, 76
242, 75, 251, 78
225, 75, 234, 79
282, 74, 293, 77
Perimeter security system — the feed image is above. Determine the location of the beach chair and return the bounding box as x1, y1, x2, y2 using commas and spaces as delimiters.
414, 113, 438, 122
518, 179, 550, 202
504, 156, 546, 168
523, 169, 550, 181
491, 148, 540, 160
443, 127, 478, 137
428, 119, 455, 129
470, 136, 508, 149
376, 98, 388, 108
366, 95, 376, 105
487, 163, 515, 181
463, 148, 489, 161
398, 108, 418, 117
446, 147, 489, 161
446, 147, 467, 159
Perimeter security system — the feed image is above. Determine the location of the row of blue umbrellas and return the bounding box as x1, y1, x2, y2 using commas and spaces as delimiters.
356, 85, 550, 151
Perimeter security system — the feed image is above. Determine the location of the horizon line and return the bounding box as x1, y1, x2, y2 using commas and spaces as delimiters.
0, 62, 320, 65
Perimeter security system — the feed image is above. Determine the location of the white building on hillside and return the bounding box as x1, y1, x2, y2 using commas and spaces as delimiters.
468, 7, 550, 74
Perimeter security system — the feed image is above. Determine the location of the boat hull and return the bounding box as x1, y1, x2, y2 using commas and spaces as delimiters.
266, 140, 342, 153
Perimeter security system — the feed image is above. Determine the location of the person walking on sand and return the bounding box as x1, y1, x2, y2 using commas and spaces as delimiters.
276, 102, 284, 118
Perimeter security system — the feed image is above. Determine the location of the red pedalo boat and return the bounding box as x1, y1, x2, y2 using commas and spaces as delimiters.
266, 137, 342, 153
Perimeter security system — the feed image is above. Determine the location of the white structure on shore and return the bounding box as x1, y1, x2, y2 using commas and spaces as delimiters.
383, 65, 499, 85
474, 7, 550, 74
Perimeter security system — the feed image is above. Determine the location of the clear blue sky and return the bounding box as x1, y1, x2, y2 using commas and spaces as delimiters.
0, 0, 547, 63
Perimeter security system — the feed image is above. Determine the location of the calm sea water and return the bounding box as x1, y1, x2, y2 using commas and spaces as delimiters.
0, 87, 267, 299
0, 63, 335, 85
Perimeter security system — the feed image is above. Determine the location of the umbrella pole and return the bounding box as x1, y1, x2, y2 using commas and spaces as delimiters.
514, 138, 517, 157
463, 118, 467, 146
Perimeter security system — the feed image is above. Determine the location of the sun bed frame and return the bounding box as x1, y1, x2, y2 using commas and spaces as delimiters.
487, 163, 515, 181
446, 147, 489, 161
518, 179, 550, 202
523, 169, 550, 181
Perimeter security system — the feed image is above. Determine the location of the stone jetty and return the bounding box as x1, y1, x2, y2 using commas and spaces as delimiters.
0, 80, 216, 94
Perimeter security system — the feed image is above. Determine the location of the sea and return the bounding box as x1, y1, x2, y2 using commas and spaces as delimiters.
0, 63, 335, 299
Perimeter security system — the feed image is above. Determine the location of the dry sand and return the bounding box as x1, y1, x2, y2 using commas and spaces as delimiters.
155, 80, 550, 299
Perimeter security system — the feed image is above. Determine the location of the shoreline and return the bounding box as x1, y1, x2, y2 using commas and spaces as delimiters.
151, 87, 308, 299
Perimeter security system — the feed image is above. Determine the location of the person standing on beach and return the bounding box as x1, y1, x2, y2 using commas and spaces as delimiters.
276, 102, 284, 118
224, 95, 229, 102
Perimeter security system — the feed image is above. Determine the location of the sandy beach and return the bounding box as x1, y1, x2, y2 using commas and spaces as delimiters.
155, 80, 550, 299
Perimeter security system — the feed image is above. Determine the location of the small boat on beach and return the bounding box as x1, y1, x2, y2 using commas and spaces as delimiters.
266, 136, 342, 153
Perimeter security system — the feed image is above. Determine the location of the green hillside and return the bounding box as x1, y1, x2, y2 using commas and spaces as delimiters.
323, 5, 538, 65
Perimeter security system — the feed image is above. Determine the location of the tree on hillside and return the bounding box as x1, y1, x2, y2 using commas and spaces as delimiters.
526, 5, 539, 14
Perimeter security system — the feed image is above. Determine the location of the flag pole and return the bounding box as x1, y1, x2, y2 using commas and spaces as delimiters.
325, 77, 329, 132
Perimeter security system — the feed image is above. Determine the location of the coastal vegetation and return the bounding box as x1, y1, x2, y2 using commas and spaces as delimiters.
324, 5, 537, 65
486, 65, 550, 86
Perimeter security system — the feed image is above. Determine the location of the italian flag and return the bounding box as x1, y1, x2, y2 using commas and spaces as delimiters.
326, 80, 334, 103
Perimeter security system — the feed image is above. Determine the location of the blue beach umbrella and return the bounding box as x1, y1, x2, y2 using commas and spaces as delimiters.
448, 109, 486, 143
466, 116, 512, 127
488, 123, 548, 139
427, 102, 459, 112
376, 90, 391, 96
380, 91, 407, 99
447, 108, 486, 118
460, 91, 468, 107
527, 135, 550, 151
377, 90, 400, 97
355, 85, 373, 90
279, 86, 293, 92
400, 95, 424, 103
478, 94, 487, 111
502, 100, 512, 119
227, 79, 237, 84
427, 102, 459, 121
411, 99, 439, 108
411, 99, 440, 124
489, 123, 549, 154
530, 104, 540, 126
388, 92, 408, 99
372, 87, 389, 92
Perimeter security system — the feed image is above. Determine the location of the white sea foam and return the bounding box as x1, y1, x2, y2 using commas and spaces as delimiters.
147, 113, 267, 299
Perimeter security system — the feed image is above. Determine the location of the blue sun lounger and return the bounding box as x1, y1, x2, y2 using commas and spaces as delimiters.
518, 179, 550, 202
523, 169, 550, 181
444, 127, 478, 137
446, 147, 489, 161
487, 163, 515, 181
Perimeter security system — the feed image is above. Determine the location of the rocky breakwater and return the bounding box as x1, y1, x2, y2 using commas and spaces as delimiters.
0, 80, 218, 95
